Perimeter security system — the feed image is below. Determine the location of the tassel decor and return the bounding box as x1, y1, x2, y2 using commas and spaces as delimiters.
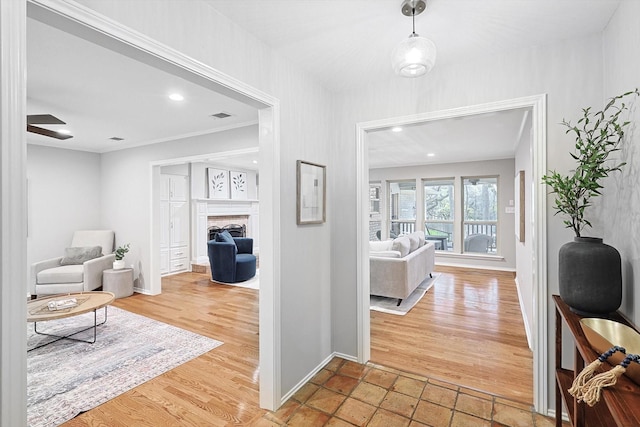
568, 346, 625, 400
581, 354, 640, 407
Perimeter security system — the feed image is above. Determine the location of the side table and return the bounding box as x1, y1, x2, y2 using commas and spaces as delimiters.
103, 268, 134, 298
553, 295, 640, 426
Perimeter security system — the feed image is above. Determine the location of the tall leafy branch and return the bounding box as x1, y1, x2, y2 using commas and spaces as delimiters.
542, 89, 639, 237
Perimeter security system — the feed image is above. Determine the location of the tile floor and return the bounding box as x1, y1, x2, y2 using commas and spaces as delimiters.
254, 357, 566, 427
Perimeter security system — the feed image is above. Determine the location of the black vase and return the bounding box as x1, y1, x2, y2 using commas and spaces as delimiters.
558, 237, 622, 316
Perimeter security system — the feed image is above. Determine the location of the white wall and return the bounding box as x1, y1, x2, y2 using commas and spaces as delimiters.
330, 34, 604, 409
514, 115, 534, 347
27, 145, 102, 268
602, 1, 640, 325
369, 158, 516, 270
81, 0, 334, 397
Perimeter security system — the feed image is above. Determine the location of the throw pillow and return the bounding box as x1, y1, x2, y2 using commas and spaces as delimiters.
216, 230, 238, 253
60, 246, 103, 265
369, 240, 392, 252
369, 250, 402, 258
407, 234, 420, 252
412, 231, 426, 247
391, 236, 411, 257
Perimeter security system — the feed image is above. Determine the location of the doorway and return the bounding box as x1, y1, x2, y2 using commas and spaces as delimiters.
9, 0, 282, 418
355, 95, 549, 412
150, 147, 260, 293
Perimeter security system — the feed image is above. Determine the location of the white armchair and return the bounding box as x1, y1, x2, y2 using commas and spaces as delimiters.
30, 230, 116, 297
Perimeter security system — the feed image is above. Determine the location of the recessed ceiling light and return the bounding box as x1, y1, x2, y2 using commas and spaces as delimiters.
391, 126, 403, 132
58, 129, 71, 135
169, 93, 184, 101
427, 153, 435, 157
252, 160, 258, 164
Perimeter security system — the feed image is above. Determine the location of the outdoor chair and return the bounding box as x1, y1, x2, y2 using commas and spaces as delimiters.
464, 234, 492, 253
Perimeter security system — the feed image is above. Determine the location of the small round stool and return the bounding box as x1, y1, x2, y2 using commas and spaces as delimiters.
103, 268, 134, 298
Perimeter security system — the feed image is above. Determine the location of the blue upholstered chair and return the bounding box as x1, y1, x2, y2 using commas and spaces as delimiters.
207, 230, 256, 283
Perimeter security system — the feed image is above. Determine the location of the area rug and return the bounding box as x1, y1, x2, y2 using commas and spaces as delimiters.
370, 273, 440, 315
212, 268, 259, 290
27, 306, 223, 427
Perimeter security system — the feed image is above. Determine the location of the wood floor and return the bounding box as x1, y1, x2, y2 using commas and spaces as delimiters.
64, 272, 264, 426
62, 266, 533, 426
370, 266, 533, 404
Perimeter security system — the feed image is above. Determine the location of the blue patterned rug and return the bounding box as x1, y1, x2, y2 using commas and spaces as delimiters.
27, 306, 223, 427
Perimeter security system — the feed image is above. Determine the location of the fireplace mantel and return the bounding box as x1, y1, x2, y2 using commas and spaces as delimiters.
193, 198, 260, 264
194, 198, 257, 216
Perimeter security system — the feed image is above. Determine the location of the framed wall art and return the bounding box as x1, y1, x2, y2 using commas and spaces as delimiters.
230, 171, 248, 200
207, 168, 229, 199
296, 160, 326, 225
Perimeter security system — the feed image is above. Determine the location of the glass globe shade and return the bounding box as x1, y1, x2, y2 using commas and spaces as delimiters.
392, 34, 437, 77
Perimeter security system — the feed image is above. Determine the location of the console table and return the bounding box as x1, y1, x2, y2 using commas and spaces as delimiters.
554, 295, 640, 426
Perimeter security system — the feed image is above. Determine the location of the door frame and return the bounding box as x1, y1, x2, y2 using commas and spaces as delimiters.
149, 146, 260, 292
355, 94, 548, 412
3, 2, 282, 423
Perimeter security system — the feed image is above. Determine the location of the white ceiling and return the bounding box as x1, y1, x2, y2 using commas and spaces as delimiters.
367, 108, 531, 169
27, 18, 259, 154
204, 0, 620, 93
26, 0, 620, 167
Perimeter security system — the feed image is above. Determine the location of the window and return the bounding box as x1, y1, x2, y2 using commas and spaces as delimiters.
463, 177, 498, 254
388, 180, 416, 237
423, 180, 454, 251
369, 182, 382, 240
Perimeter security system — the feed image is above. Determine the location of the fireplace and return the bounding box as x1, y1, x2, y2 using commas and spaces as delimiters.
208, 224, 246, 241
207, 215, 250, 240
194, 200, 259, 265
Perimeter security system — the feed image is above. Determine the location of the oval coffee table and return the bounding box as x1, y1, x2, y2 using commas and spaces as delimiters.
27, 291, 115, 351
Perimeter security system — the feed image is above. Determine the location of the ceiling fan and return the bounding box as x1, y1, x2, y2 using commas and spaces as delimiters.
27, 114, 73, 140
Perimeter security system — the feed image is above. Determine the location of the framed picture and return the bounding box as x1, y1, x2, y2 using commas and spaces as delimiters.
230, 171, 248, 200
297, 160, 326, 225
207, 168, 229, 199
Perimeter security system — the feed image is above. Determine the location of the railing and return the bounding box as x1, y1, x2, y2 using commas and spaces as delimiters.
390, 220, 415, 236
376, 221, 499, 253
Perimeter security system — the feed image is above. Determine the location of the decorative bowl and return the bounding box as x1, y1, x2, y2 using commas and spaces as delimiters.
580, 318, 640, 386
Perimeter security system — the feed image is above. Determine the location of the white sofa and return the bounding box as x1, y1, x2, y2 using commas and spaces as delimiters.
370, 231, 436, 305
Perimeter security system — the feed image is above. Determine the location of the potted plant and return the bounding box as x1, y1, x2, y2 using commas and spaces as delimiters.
542, 89, 638, 315
113, 243, 130, 270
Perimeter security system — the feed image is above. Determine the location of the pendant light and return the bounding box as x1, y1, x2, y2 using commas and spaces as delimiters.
392, 0, 436, 77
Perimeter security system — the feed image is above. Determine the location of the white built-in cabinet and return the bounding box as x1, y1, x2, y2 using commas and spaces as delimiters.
160, 174, 190, 275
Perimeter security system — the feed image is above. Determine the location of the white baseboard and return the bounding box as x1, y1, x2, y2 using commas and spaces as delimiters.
514, 276, 533, 351
132, 287, 157, 296
546, 408, 569, 422
333, 352, 358, 363
279, 352, 357, 406
435, 261, 516, 273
